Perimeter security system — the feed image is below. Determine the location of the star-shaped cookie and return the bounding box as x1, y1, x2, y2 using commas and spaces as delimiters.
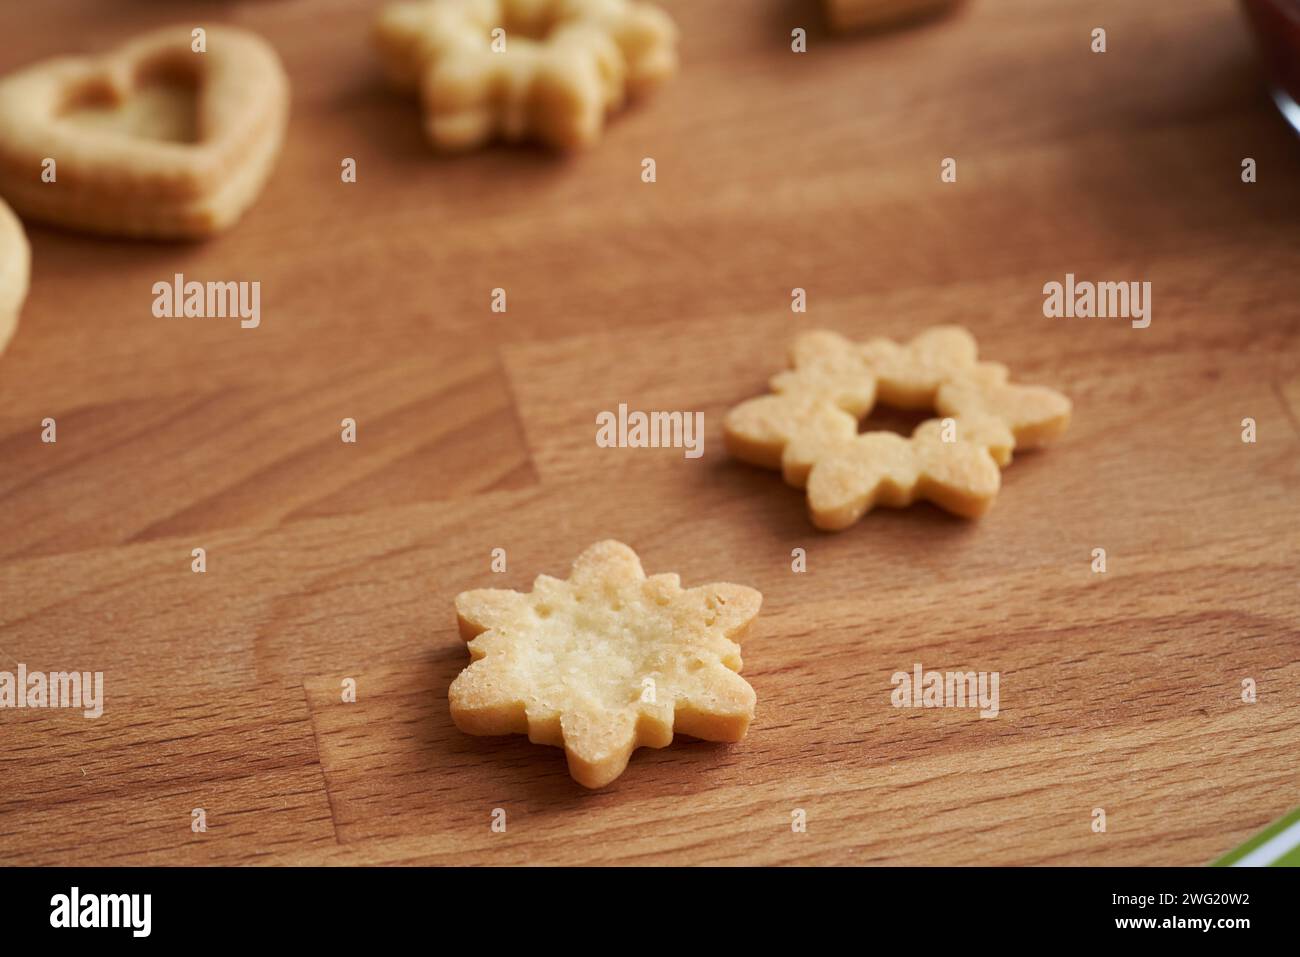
724, 325, 1072, 530
450, 540, 760, 788
374, 0, 677, 151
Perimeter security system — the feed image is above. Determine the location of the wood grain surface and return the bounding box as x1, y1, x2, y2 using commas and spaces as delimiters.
0, 0, 1297, 866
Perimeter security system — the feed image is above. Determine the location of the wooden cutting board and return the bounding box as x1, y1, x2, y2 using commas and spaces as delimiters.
0, 0, 1296, 866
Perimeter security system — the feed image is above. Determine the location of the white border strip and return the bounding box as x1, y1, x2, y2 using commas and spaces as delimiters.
1230, 818, 1300, 867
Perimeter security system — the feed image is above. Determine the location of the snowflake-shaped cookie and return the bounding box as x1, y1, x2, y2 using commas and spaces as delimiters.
806, 413, 1015, 530
450, 540, 761, 788
724, 325, 1071, 530
374, 0, 678, 150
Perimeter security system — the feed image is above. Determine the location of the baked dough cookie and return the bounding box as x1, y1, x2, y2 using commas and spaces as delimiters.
0, 25, 289, 239
451, 540, 760, 788
805, 413, 1014, 531
0, 196, 29, 357
724, 326, 1071, 530
374, 0, 677, 151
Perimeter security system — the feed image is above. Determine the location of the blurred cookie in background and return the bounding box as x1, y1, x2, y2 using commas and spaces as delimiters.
0, 196, 28, 358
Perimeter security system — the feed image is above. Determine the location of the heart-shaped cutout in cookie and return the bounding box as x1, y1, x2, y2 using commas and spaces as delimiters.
0, 196, 30, 358
61, 67, 200, 145
0, 25, 289, 239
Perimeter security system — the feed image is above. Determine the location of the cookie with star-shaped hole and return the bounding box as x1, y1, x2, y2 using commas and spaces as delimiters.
450, 540, 760, 788
724, 325, 1071, 529
374, 0, 677, 151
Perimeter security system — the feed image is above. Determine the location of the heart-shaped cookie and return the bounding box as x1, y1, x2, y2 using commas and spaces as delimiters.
0, 25, 289, 239
0, 196, 30, 358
